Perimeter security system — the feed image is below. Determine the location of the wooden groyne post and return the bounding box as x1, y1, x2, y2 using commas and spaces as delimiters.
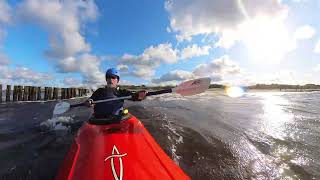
0, 84, 2, 102
37, 87, 41, 100
53, 88, 59, 99
6, 85, 11, 102
1, 84, 88, 102
61, 88, 65, 99
13, 86, 18, 101
18, 86, 23, 101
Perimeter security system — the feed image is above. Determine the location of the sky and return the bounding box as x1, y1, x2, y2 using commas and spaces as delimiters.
0, 0, 319, 88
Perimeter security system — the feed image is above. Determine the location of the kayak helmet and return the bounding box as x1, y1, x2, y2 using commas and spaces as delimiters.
106, 68, 120, 81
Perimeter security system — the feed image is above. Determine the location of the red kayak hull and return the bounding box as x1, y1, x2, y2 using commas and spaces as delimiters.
56, 115, 190, 180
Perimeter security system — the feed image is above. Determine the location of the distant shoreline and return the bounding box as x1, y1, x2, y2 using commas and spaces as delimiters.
119, 84, 320, 92
247, 89, 320, 92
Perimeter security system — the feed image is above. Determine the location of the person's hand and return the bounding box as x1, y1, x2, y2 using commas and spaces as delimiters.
85, 99, 94, 107
132, 90, 147, 101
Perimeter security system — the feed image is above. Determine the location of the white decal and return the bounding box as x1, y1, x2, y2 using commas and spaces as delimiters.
104, 145, 127, 180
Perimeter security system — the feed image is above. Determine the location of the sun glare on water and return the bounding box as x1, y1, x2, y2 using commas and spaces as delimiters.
225, 86, 245, 98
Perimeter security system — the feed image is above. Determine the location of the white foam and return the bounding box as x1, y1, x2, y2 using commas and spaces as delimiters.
177, 136, 183, 144
54, 122, 69, 131
171, 144, 182, 164
40, 116, 73, 131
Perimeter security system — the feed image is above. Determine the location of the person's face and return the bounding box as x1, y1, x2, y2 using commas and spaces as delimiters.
106, 75, 119, 87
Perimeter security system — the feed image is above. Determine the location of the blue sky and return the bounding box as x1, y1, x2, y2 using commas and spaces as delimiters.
0, 0, 319, 87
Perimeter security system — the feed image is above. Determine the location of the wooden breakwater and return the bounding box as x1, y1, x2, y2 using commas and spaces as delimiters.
0, 84, 89, 102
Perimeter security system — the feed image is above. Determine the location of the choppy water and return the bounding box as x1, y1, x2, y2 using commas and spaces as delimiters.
0, 90, 319, 179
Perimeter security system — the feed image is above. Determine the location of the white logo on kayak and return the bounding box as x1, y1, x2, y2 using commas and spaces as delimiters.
104, 145, 127, 180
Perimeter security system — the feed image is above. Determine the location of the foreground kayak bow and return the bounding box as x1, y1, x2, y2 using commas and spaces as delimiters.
56, 114, 190, 180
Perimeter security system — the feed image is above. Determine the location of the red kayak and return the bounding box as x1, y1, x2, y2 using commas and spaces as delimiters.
56, 114, 190, 180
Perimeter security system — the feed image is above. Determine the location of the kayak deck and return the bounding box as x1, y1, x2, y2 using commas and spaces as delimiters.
56, 115, 190, 180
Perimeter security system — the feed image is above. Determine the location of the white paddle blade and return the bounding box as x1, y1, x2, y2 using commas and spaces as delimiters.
53, 102, 70, 115
173, 77, 211, 96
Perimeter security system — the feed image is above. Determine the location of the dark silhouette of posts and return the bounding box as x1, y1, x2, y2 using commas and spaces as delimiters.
37, 87, 41, 100
0, 84, 2, 102
23, 86, 28, 101
72, 88, 76, 98
28, 86, 32, 101
71, 88, 74, 98
66, 88, 70, 99
0, 84, 88, 102
53, 88, 59, 99
44, 87, 48, 100
27, 86, 32, 101
69, 88, 72, 98
13, 86, 18, 101
31, 87, 37, 101
61, 88, 65, 99
47, 87, 51, 100
49, 87, 52, 100
6, 85, 11, 102
18, 86, 23, 101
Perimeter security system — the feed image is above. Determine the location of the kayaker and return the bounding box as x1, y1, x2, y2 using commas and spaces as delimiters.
86, 68, 147, 118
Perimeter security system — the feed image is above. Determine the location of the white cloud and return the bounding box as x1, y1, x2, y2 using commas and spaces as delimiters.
57, 53, 105, 85
151, 55, 242, 84
314, 40, 320, 53
119, 43, 212, 79
239, 16, 295, 63
0, 1, 11, 64
193, 55, 242, 77
166, 27, 171, 33
121, 43, 178, 66
0, 28, 6, 45
264, 70, 301, 84
314, 64, 320, 71
0, 53, 10, 65
291, 0, 306, 2
117, 64, 129, 72
0, 0, 11, 24
63, 77, 82, 87
142, 43, 179, 64
118, 79, 135, 86
132, 67, 155, 79
17, 0, 98, 58
215, 30, 239, 49
239, 69, 311, 85
165, 0, 288, 42
304, 73, 312, 78
119, 43, 179, 79
294, 25, 316, 40
0, 65, 10, 78
0, 66, 53, 84
165, 0, 298, 63
180, 44, 211, 59
152, 70, 196, 83
13, 67, 53, 83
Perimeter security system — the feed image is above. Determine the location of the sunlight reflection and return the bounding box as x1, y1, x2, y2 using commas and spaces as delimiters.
259, 93, 294, 140
225, 86, 245, 98
258, 93, 303, 179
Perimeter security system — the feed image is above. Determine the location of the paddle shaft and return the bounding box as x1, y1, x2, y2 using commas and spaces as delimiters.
69, 89, 173, 108
146, 89, 172, 96
54, 77, 210, 115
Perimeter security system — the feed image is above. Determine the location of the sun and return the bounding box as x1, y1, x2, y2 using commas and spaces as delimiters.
239, 16, 295, 64
225, 86, 245, 98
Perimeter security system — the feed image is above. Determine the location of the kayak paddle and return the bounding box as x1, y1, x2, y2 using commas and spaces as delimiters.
53, 77, 211, 115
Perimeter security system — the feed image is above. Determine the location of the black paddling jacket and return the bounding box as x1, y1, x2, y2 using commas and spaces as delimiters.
90, 86, 133, 117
